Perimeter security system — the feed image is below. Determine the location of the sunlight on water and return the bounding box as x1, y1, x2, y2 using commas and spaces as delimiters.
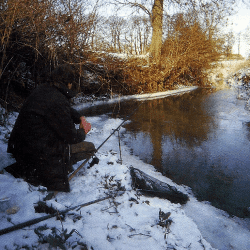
122, 88, 250, 218
81, 88, 250, 218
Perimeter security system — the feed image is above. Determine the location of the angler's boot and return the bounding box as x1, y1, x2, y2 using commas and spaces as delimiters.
70, 141, 96, 165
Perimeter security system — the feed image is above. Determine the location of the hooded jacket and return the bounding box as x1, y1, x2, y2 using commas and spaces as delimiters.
7, 83, 85, 191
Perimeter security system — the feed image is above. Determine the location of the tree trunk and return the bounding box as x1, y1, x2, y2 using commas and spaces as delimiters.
150, 0, 163, 64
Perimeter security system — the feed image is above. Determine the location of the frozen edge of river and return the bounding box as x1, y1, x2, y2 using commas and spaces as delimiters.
73, 86, 198, 110
1, 81, 250, 249
73, 82, 250, 249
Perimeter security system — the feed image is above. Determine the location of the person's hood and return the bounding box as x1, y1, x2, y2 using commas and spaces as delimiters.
54, 84, 77, 99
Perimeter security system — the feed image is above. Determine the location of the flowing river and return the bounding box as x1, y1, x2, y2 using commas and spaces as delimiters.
80, 88, 250, 218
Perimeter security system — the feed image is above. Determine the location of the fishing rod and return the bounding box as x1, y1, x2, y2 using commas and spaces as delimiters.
90, 86, 198, 157
0, 90, 191, 235
68, 96, 149, 180
61, 88, 194, 191
54, 97, 150, 196
69, 86, 185, 177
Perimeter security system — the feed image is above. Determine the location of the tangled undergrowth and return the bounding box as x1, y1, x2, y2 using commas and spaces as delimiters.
0, 52, 211, 113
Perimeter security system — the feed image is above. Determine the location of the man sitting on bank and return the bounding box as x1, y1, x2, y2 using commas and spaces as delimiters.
6, 64, 95, 192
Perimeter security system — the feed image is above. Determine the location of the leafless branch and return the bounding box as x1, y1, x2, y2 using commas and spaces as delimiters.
113, 0, 152, 17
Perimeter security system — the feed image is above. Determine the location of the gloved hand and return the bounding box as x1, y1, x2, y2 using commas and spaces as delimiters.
80, 116, 91, 134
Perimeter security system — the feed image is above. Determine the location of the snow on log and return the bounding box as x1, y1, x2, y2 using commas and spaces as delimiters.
130, 167, 189, 205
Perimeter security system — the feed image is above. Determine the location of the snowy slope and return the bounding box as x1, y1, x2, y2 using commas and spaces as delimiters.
1, 88, 250, 249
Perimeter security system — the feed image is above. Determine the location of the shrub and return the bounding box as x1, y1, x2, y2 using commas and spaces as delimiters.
161, 15, 221, 87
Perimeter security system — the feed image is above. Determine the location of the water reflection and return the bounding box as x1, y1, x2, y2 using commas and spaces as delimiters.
123, 89, 216, 169
244, 121, 250, 142
80, 88, 250, 218
121, 88, 250, 218
126, 89, 216, 143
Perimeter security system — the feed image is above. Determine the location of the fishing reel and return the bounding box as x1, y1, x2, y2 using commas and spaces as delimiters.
87, 155, 99, 169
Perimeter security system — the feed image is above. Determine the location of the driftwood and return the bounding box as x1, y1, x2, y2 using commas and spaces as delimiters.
130, 167, 189, 205
0, 194, 118, 236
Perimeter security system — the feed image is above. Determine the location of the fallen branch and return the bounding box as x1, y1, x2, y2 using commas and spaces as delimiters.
0, 194, 121, 236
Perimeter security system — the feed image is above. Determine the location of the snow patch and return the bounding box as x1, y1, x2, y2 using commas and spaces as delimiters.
1, 92, 250, 249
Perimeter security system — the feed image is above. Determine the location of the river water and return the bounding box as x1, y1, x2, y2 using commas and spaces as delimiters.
81, 88, 250, 218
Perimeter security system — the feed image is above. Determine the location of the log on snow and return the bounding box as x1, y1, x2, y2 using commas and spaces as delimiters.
130, 167, 189, 204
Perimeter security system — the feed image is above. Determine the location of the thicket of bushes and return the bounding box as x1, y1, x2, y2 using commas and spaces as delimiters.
0, 0, 230, 111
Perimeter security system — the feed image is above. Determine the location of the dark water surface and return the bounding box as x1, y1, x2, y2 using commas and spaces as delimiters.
81, 88, 250, 218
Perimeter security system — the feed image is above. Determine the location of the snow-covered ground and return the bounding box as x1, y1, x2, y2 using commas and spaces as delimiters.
207, 60, 250, 89
1, 85, 250, 249
225, 64, 250, 111
72, 86, 198, 109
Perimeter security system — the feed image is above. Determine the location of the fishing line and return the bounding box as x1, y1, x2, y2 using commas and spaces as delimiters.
85, 87, 198, 162
91, 95, 155, 157
71, 92, 157, 177
71, 88, 194, 176
96, 91, 162, 150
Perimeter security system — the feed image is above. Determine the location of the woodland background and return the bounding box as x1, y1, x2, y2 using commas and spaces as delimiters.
0, 0, 246, 111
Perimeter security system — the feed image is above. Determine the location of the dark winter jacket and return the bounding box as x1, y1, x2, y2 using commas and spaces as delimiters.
7, 83, 85, 191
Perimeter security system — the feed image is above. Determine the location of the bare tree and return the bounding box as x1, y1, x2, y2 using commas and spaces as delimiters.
124, 15, 150, 55
134, 16, 151, 54
0, 0, 102, 105
222, 31, 235, 57
111, 0, 236, 64
150, 0, 163, 62
105, 16, 126, 52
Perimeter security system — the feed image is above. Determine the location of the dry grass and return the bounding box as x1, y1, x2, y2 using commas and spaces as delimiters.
1, 1, 243, 108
